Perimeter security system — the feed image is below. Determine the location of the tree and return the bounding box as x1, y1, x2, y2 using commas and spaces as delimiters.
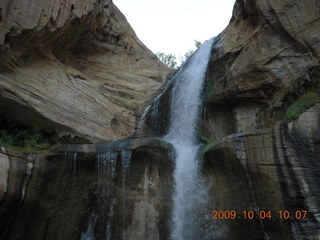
194, 40, 202, 48
183, 49, 194, 62
155, 52, 178, 69
180, 40, 202, 64
156, 40, 202, 68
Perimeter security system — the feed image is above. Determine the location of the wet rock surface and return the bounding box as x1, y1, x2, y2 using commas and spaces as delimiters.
0, 138, 174, 240
201, 104, 320, 239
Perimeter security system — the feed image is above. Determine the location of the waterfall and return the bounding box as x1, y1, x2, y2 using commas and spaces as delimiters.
165, 38, 214, 144
163, 38, 224, 240
81, 142, 133, 240
80, 37, 222, 240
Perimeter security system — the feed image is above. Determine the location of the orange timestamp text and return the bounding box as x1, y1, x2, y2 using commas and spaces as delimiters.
212, 210, 308, 220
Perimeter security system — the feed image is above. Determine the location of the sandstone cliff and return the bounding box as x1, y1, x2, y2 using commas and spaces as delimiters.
204, 0, 320, 140
201, 0, 320, 238
0, 0, 171, 142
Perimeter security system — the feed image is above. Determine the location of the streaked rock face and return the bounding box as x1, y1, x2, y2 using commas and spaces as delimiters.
0, 138, 174, 240
202, 104, 320, 239
0, 0, 172, 142
0, 150, 9, 202
200, 0, 320, 238
0, 148, 35, 236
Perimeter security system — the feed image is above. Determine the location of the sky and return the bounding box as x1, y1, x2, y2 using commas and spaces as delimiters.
114, 0, 236, 61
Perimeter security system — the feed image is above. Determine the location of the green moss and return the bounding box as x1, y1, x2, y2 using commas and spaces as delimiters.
199, 135, 211, 144
205, 81, 214, 98
286, 91, 319, 120
197, 141, 219, 159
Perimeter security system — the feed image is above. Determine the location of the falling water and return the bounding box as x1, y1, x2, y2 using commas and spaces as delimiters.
134, 105, 151, 137
80, 37, 221, 240
165, 38, 214, 144
64, 152, 78, 174
81, 142, 133, 240
163, 38, 224, 240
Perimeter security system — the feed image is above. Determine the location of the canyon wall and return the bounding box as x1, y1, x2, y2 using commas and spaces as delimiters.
203, 0, 320, 139
1, 0, 320, 239
201, 0, 320, 239
0, 138, 174, 240
0, 0, 171, 142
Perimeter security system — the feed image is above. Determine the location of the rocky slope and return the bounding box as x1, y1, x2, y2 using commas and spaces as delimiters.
0, 0, 171, 142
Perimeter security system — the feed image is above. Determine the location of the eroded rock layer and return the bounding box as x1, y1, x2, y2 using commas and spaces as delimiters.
204, 0, 320, 140
0, 0, 171, 142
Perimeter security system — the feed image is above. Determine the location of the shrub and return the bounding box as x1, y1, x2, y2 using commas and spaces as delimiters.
0, 116, 91, 152
286, 91, 318, 120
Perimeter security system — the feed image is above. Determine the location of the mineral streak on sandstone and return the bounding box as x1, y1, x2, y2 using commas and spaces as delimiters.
200, 1, 320, 238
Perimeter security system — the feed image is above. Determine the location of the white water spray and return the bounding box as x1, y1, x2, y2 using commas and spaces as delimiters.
164, 38, 222, 240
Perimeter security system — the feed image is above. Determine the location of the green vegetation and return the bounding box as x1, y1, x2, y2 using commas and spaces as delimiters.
199, 134, 211, 144
0, 117, 91, 152
156, 40, 202, 68
197, 141, 219, 159
205, 81, 214, 98
286, 91, 319, 120
181, 40, 202, 65
155, 52, 178, 68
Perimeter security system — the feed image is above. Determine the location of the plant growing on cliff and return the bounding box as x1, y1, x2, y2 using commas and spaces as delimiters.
286, 91, 319, 120
0, 116, 91, 152
180, 40, 202, 65
155, 52, 178, 68
205, 81, 215, 98
200, 135, 211, 144
156, 40, 202, 68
